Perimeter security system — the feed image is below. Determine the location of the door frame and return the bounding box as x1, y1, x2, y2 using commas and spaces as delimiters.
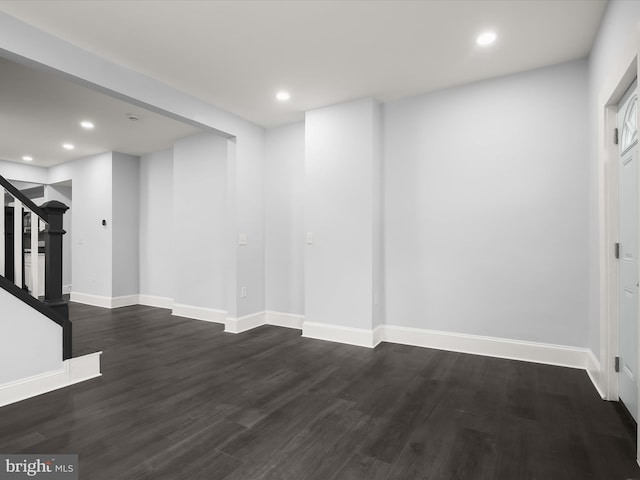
599, 27, 640, 463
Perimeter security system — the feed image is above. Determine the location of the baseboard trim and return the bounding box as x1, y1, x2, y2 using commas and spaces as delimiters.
62, 284, 72, 295
380, 325, 589, 370
110, 295, 139, 308
265, 311, 304, 330
70, 292, 111, 308
70, 292, 138, 309
303, 321, 380, 348
172, 304, 226, 324
586, 349, 605, 398
0, 351, 102, 408
225, 312, 267, 333
138, 295, 174, 309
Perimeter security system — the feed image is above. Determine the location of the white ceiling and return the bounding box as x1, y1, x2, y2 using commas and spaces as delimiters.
0, 57, 202, 167
0, 0, 608, 166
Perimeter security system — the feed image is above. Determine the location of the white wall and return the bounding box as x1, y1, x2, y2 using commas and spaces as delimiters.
0, 12, 267, 320
0, 162, 73, 290
587, 0, 640, 357
265, 122, 305, 315
384, 59, 590, 347
372, 102, 384, 328
51, 153, 113, 298
234, 128, 266, 318
6, 153, 113, 299
0, 160, 49, 185
0, 287, 62, 385
139, 149, 173, 299
173, 133, 227, 310
112, 152, 140, 297
305, 98, 382, 330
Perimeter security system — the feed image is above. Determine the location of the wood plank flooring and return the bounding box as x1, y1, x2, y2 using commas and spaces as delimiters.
1, 303, 639, 479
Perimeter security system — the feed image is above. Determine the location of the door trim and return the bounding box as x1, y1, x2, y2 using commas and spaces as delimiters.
599, 25, 640, 463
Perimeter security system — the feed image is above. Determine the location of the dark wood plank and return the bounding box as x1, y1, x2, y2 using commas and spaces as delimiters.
0, 303, 638, 480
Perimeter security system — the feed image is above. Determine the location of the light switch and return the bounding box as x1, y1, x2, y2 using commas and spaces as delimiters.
238, 233, 247, 246
306, 232, 314, 245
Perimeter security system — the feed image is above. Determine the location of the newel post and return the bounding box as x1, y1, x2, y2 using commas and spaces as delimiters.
41, 200, 69, 323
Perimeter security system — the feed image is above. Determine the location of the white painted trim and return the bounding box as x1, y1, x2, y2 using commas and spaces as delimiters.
70, 292, 138, 309
225, 312, 267, 333
373, 325, 384, 347
596, 25, 640, 465
381, 325, 589, 369
586, 349, 605, 399
0, 352, 102, 408
172, 303, 226, 324
62, 284, 72, 295
137, 295, 174, 309
110, 295, 139, 308
70, 292, 113, 308
265, 311, 304, 330
302, 321, 379, 348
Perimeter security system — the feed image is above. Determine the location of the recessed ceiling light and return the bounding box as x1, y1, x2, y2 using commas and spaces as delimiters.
22, 156, 33, 162
477, 31, 497, 46
80, 120, 94, 129
62, 143, 74, 150
276, 91, 291, 101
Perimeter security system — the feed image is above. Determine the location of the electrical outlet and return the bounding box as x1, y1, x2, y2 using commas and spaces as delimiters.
241, 286, 247, 298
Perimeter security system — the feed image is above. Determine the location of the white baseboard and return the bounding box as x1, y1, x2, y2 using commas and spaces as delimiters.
62, 284, 72, 295
380, 325, 589, 370
110, 295, 139, 308
70, 292, 138, 309
303, 321, 381, 348
265, 311, 304, 330
0, 351, 102, 408
225, 312, 267, 333
70, 292, 112, 308
138, 295, 174, 309
586, 349, 605, 398
172, 304, 226, 324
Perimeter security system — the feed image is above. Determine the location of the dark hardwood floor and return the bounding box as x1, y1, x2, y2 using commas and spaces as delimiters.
1, 303, 639, 479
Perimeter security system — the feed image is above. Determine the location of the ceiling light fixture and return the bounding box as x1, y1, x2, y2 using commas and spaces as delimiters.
22, 156, 33, 162
476, 31, 497, 46
276, 91, 291, 101
62, 143, 74, 150
80, 120, 94, 129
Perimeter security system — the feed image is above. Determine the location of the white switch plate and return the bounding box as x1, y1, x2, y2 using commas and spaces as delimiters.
241, 286, 247, 298
238, 233, 247, 246
306, 232, 313, 245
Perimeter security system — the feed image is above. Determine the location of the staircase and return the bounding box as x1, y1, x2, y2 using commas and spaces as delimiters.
0, 174, 72, 359
0, 174, 101, 408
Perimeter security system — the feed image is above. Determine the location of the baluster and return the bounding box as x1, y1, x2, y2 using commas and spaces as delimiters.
13, 198, 22, 288
30, 211, 40, 298
0, 192, 4, 277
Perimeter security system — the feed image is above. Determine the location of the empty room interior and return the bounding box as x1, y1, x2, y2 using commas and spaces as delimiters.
2, 1, 640, 478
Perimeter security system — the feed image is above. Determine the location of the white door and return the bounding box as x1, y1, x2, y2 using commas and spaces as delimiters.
618, 79, 639, 421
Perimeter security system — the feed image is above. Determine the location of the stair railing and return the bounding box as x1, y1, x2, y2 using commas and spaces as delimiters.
0, 174, 71, 359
